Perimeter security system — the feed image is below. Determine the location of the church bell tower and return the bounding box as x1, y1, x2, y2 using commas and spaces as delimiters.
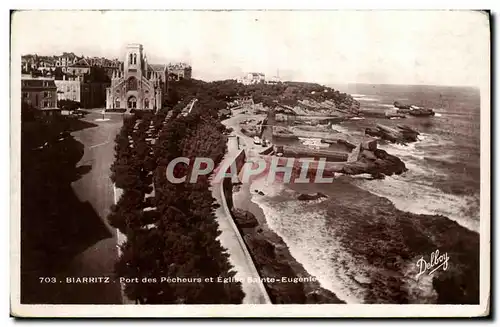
124, 43, 144, 80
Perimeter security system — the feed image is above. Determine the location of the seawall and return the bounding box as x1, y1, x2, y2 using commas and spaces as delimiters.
212, 148, 272, 304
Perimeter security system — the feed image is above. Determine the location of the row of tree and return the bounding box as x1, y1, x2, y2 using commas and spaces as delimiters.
108, 84, 244, 303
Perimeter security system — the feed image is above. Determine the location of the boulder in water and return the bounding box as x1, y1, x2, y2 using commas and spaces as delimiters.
339, 148, 407, 176
409, 108, 435, 117
393, 101, 411, 109
365, 124, 419, 144
232, 209, 259, 228
297, 192, 328, 201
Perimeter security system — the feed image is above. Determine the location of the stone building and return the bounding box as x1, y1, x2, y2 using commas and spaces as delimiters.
106, 44, 163, 111
237, 72, 266, 85
167, 63, 192, 81
54, 78, 81, 102
21, 78, 59, 115
55, 52, 79, 68
65, 63, 91, 77
149, 64, 168, 95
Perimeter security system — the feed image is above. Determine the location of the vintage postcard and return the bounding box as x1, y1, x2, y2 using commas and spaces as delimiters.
10, 10, 490, 318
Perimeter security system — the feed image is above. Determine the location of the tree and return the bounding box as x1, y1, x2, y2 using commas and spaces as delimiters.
53, 67, 64, 80
109, 93, 245, 303
58, 99, 81, 110
84, 66, 111, 84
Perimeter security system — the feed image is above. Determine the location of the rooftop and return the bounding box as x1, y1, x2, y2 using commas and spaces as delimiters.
22, 78, 57, 89
148, 64, 166, 72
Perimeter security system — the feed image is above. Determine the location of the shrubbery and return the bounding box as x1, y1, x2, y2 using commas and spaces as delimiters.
108, 83, 244, 304
105, 108, 127, 113
58, 99, 81, 110
167, 79, 357, 110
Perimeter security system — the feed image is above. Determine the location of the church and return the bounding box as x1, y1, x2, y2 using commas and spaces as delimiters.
106, 44, 166, 112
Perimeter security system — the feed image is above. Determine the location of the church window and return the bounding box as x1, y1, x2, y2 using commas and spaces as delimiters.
144, 98, 149, 109
126, 77, 137, 91
133, 54, 137, 65
129, 53, 133, 64
115, 97, 120, 108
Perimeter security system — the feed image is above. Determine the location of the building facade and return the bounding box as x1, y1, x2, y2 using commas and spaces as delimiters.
22, 78, 58, 114
167, 63, 192, 81
22, 53, 119, 80
149, 64, 168, 95
65, 65, 91, 77
106, 44, 163, 111
54, 79, 81, 102
266, 75, 281, 84
55, 52, 78, 67
237, 72, 266, 85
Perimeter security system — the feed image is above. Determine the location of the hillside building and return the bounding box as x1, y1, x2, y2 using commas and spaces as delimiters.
21, 78, 59, 115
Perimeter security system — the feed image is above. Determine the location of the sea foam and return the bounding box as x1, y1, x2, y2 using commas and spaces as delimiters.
250, 177, 367, 303
353, 175, 479, 233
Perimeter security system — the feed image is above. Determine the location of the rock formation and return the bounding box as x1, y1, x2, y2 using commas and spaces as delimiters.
297, 192, 328, 201
394, 101, 435, 116
365, 124, 420, 144
340, 148, 407, 176
393, 101, 411, 109
232, 208, 259, 228
320, 139, 407, 177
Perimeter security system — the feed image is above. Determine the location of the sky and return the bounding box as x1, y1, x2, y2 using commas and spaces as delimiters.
12, 10, 489, 86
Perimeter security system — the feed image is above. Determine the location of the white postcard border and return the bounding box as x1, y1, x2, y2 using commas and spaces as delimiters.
8, 7, 491, 318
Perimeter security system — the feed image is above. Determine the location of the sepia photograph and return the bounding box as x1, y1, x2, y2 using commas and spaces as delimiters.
9, 9, 490, 318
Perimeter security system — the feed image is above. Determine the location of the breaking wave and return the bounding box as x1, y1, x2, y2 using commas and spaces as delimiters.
249, 178, 366, 303
353, 175, 479, 232
365, 133, 480, 232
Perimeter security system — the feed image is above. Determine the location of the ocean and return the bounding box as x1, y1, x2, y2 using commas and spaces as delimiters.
249, 84, 481, 304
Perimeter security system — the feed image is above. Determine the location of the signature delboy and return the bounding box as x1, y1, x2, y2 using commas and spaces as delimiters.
416, 249, 450, 279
